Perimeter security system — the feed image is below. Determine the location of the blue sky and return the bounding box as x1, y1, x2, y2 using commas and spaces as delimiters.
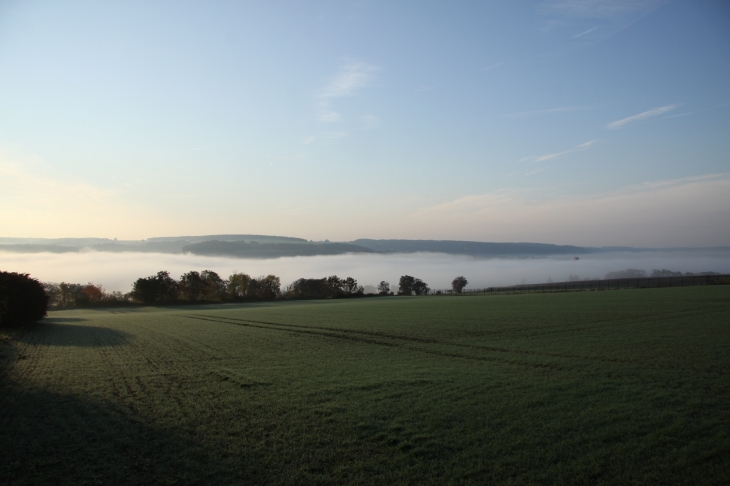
1, 0, 728, 246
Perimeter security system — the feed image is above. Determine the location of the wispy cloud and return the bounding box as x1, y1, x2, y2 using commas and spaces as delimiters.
538, 0, 665, 42
662, 101, 730, 121
316, 61, 377, 124
483, 62, 503, 71
522, 140, 597, 163
318, 62, 376, 100
573, 26, 598, 37
606, 104, 678, 129
504, 106, 588, 118
541, 0, 664, 19
301, 132, 348, 144
406, 173, 730, 247
319, 111, 342, 123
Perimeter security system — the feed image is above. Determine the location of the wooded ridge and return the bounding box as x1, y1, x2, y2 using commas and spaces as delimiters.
2, 235, 728, 259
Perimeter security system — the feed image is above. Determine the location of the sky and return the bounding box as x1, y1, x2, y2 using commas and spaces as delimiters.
1, 0, 729, 246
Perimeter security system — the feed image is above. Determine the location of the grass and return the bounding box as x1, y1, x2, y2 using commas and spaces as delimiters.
1, 286, 729, 485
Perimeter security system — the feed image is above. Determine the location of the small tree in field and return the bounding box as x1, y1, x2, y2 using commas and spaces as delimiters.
452, 276, 468, 293
377, 281, 390, 295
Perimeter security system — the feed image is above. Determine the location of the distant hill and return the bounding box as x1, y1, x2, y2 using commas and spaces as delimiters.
148, 234, 308, 244
1, 235, 726, 258
0, 237, 115, 247
90, 241, 192, 253
349, 239, 597, 256
0, 244, 80, 253
182, 241, 374, 258
0, 234, 309, 255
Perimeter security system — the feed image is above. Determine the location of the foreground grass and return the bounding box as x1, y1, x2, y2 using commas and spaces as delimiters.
1, 286, 729, 485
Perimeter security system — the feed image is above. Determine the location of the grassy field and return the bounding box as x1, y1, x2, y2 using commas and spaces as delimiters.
1, 286, 729, 485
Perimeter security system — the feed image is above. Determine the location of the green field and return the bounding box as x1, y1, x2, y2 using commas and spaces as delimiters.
2, 286, 729, 485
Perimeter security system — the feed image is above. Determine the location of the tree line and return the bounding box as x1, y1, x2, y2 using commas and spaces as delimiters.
2, 270, 470, 326
604, 269, 722, 279
38, 271, 454, 308
130, 271, 283, 305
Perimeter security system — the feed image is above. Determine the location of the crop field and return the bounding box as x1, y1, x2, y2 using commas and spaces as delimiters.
1, 286, 729, 485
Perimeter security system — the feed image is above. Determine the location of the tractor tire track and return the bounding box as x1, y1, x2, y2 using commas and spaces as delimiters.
117, 323, 252, 415
179, 314, 563, 371
188, 315, 646, 367
186, 312, 729, 374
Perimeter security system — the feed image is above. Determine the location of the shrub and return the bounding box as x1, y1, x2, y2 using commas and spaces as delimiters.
0, 272, 48, 327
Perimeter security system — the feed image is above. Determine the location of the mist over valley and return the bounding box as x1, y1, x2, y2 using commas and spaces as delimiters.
1, 240, 727, 293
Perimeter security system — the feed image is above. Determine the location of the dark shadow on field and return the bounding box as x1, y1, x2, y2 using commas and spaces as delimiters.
0, 385, 262, 485
48, 307, 147, 315
28, 321, 132, 347
181, 299, 368, 312
43, 317, 88, 323
179, 301, 286, 311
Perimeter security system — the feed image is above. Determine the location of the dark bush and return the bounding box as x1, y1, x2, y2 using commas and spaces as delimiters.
0, 272, 48, 327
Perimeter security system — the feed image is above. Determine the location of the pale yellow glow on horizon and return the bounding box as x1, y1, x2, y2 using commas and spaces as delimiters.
2, 149, 729, 247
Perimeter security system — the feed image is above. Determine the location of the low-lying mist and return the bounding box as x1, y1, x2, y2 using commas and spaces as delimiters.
2, 250, 729, 293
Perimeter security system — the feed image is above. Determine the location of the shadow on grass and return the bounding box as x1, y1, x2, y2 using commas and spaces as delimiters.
0, 385, 263, 485
27, 321, 133, 347
177, 301, 286, 311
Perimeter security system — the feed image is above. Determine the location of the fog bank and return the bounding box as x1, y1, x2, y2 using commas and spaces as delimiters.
2, 250, 729, 293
